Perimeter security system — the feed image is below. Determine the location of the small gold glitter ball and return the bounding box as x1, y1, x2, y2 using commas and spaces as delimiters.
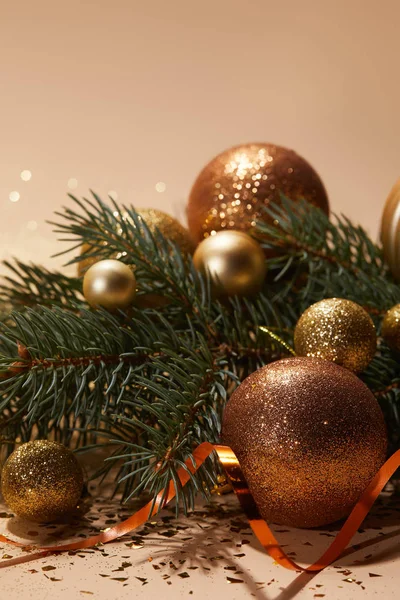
193, 230, 267, 297
222, 357, 387, 528
382, 304, 400, 351
1, 441, 84, 523
187, 142, 329, 243
83, 259, 136, 310
380, 178, 400, 281
294, 298, 377, 372
77, 208, 194, 277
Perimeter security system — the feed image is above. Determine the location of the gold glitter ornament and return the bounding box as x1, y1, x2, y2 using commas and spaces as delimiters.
222, 357, 387, 528
382, 304, 400, 351
77, 208, 194, 277
294, 298, 376, 372
193, 230, 266, 297
1, 441, 84, 522
380, 178, 400, 281
187, 142, 329, 243
83, 259, 136, 310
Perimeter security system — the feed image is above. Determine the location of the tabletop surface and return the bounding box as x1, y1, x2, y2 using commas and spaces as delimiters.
1, 485, 399, 600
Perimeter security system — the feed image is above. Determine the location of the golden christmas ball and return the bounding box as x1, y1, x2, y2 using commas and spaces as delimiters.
1, 441, 84, 523
294, 298, 376, 372
83, 259, 136, 310
382, 304, 400, 351
193, 230, 267, 297
381, 178, 400, 281
77, 208, 194, 277
187, 142, 329, 243
222, 357, 387, 528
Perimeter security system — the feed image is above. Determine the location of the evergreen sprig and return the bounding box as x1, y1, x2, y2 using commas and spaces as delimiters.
0, 192, 399, 508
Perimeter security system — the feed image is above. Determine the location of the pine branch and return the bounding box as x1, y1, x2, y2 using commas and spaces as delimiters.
0, 259, 83, 311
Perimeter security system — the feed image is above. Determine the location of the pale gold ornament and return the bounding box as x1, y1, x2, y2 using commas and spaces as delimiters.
193, 230, 267, 297
382, 304, 400, 351
294, 298, 376, 373
222, 357, 387, 528
77, 208, 194, 277
83, 259, 136, 310
381, 178, 400, 281
1, 441, 84, 523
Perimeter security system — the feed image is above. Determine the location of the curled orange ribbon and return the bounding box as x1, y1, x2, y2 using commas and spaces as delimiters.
0, 443, 399, 571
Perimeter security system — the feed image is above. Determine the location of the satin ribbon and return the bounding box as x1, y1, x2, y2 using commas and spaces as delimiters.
0, 443, 399, 572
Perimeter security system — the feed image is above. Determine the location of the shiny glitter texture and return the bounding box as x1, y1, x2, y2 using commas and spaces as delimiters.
193, 230, 267, 297
294, 298, 376, 373
187, 142, 329, 243
78, 208, 194, 277
222, 357, 387, 528
1, 441, 84, 522
381, 177, 400, 281
83, 259, 136, 310
382, 304, 400, 351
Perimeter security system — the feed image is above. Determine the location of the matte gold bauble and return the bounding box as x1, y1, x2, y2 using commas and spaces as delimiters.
382, 304, 400, 351
193, 230, 267, 297
222, 357, 387, 528
77, 208, 194, 277
83, 259, 136, 310
381, 178, 400, 281
187, 142, 329, 243
294, 298, 376, 372
1, 441, 84, 523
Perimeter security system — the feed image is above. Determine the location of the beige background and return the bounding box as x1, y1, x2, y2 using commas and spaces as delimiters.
1, 0, 400, 272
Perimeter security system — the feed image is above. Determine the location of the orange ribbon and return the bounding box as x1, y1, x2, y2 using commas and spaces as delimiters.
0, 443, 399, 571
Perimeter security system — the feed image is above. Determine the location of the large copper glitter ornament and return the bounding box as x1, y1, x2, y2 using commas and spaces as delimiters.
294, 298, 376, 373
193, 230, 267, 297
1, 441, 84, 522
222, 357, 387, 528
78, 208, 194, 277
381, 178, 400, 281
382, 304, 400, 351
187, 143, 329, 243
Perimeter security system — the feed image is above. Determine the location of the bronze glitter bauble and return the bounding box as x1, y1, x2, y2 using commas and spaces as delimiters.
294, 298, 376, 372
222, 357, 387, 528
83, 259, 136, 310
193, 230, 267, 297
382, 304, 400, 351
77, 208, 194, 277
381, 178, 400, 281
187, 142, 329, 243
1, 441, 84, 523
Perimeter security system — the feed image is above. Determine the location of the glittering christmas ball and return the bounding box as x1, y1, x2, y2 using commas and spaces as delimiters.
77, 208, 194, 277
294, 298, 376, 372
381, 178, 400, 281
382, 304, 400, 351
222, 357, 387, 528
1, 441, 84, 523
187, 142, 329, 243
83, 259, 136, 310
193, 230, 266, 297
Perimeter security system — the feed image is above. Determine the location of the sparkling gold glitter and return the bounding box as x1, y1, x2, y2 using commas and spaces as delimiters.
222, 357, 387, 528
193, 230, 267, 297
1, 440, 84, 522
78, 208, 194, 277
382, 304, 400, 351
187, 142, 329, 243
294, 298, 377, 373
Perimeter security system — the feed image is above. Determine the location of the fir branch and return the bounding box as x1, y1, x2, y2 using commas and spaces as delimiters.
0, 259, 83, 311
